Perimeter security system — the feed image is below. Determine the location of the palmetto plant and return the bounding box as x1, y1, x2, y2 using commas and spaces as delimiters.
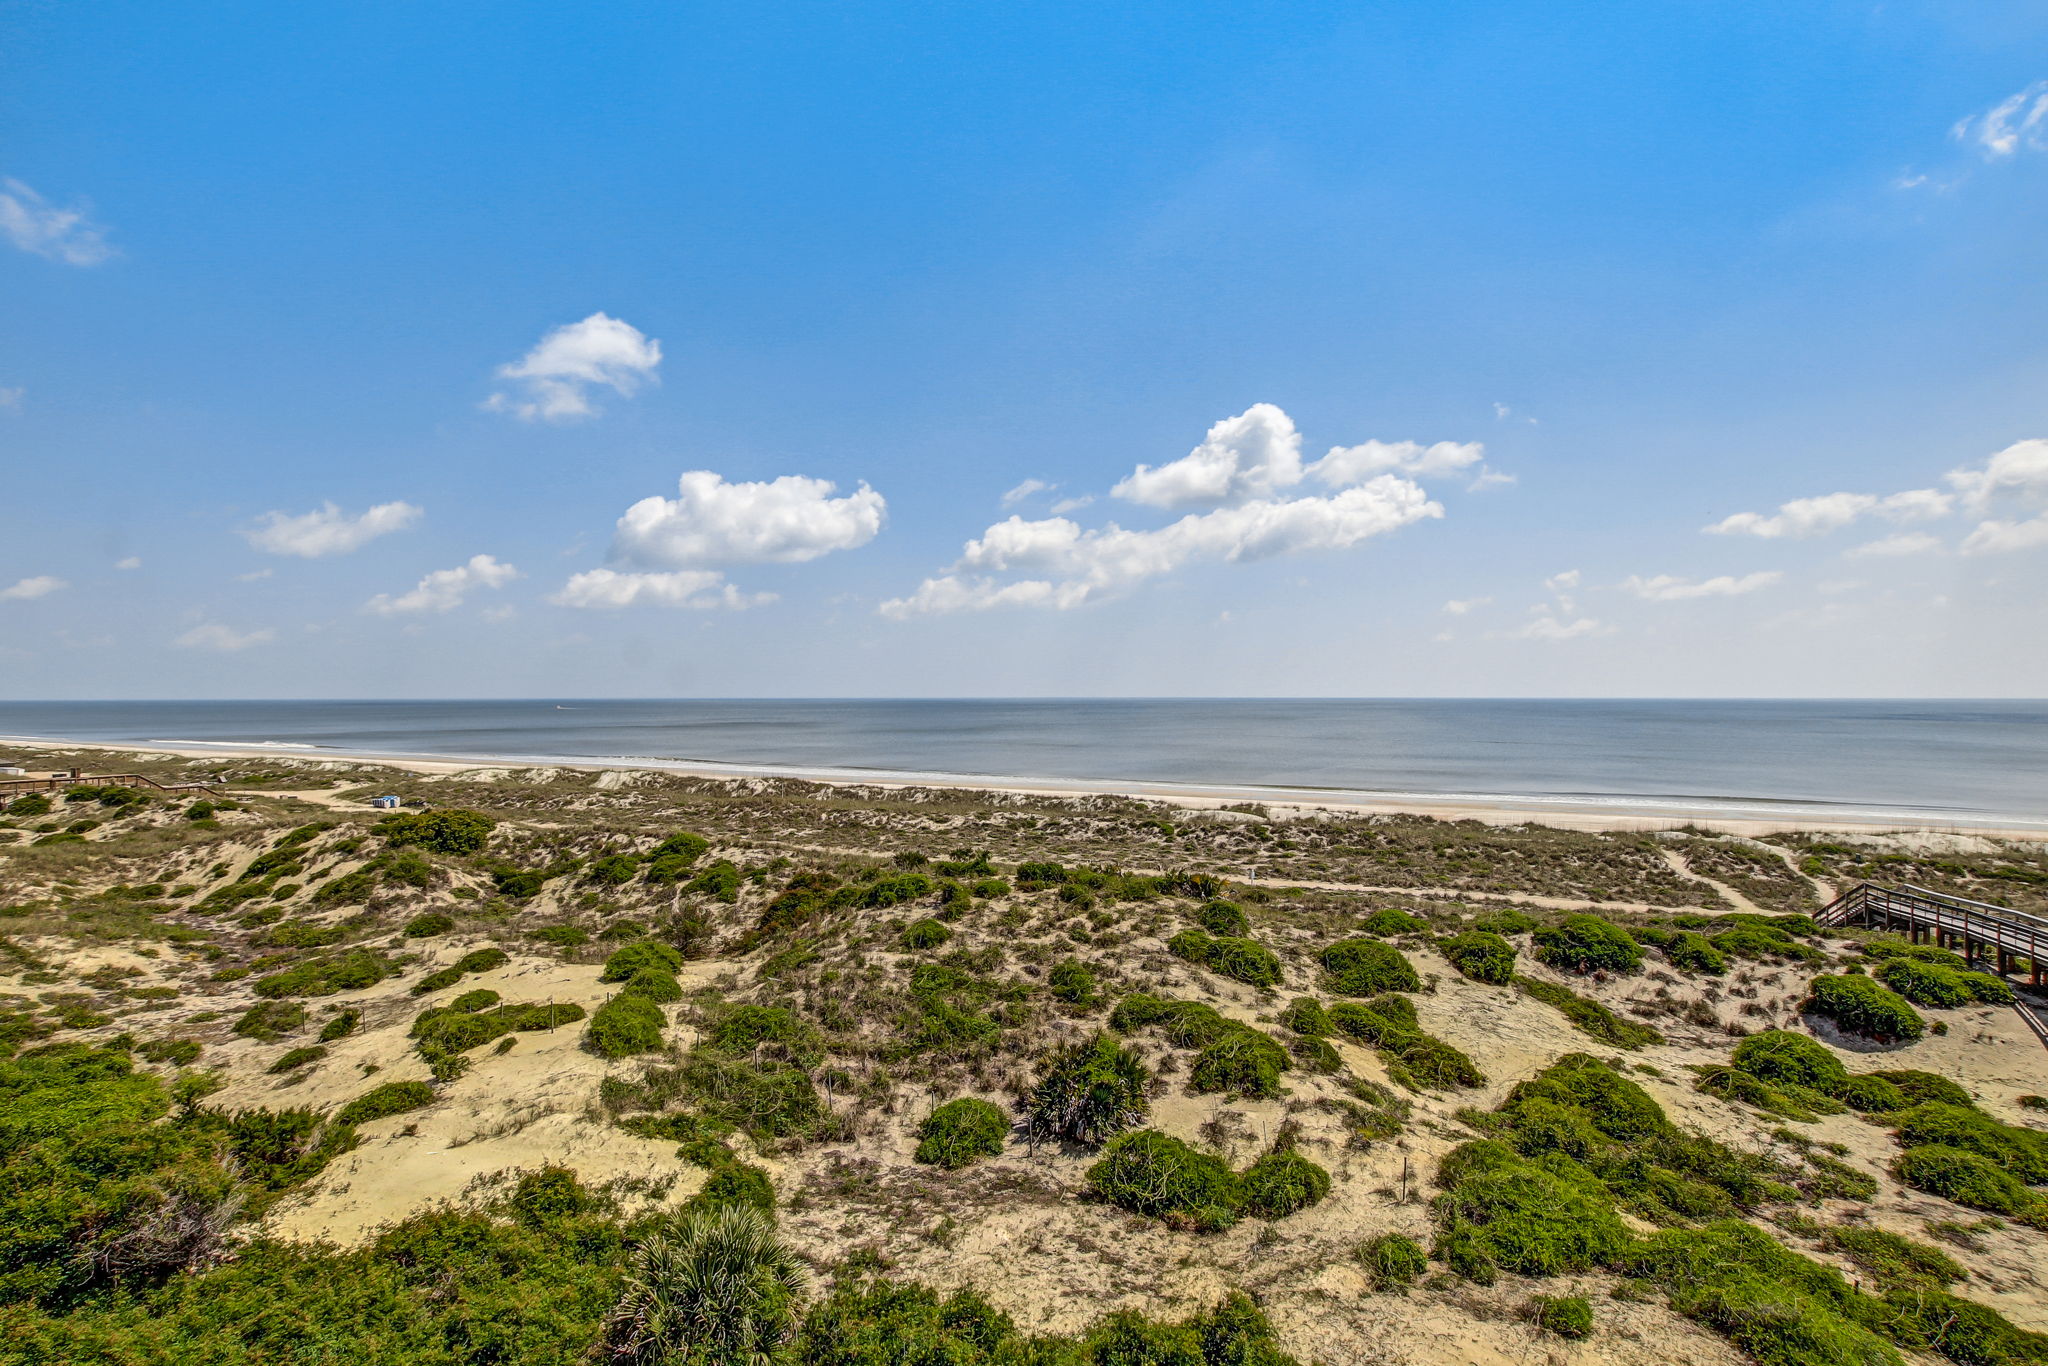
590, 1206, 807, 1366
1024, 1032, 1149, 1150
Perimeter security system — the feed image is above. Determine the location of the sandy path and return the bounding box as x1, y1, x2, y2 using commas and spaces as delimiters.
1660, 849, 1762, 914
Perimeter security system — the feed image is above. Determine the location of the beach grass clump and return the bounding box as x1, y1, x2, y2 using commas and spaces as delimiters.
1327, 997, 1484, 1091
1361, 908, 1429, 937
1024, 1032, 1148, 1148
335, 1080, 435, 1126
374, 808, 495, 856
1868, 1069, 1974, 1109
1890, 1104, 2048, 1184
1806, 974, 1925, 1042
1821, 1226, 1965, 1291
914, 1098, 1009, 1169
1532, 915, 1643, 974
1357, 1233, 1429, 1291
1046, 958, 1098, 1006
233, 999, 307, 1042
584, 992, 667, 1059
1194, 900, 1250, 936
1516, 976, 1662, 1049
1188, 1027, 1292, 1099
1279, 996, 1330, 1036
1317, 938, 1421, 996
1731, 1029, 1849, 1092
1109, 993, 1233, 1048
1473, 907, 1538, 935
403, 912, 455, 938
1531, 1295, 1593, 1339
707, 1004, 822, 1063
1439, 930, 1515, 985
1876, 958, 1973, 1009
411, 947, 511, 996
599, 940, 683, 983
1168, 928, 1282, 988
1664, 930, 1728, 975
1894, 1146, 2043, 1219
1238, 1146, 1331, 1219
899, 917, 951, 951
253, 949, 396, 999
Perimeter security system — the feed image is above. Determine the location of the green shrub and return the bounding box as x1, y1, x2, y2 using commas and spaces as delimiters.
335, 1080, 435, 1125
1432, 1140, 1629, 1276
1024, 1033, 1148, 1147
1891, 1104, 2048, 1184
599, 940, 684, 982
1893, 1146, 2040, 1217
1362, 908, 1429, 937
7, 794, 52, 816
1666, 930, 1728, 975
1358, 1232, 1429, 1291
404, 912, 455, 938
138, 1037, 202, 1065
268, 1046, 327, 1074
1831, 1074, 1910, 1113
1533, 915, 1643, 974
685, 1161, 777, 1216
1806, 974, 1925, 1042
1318, 938, 1421, 996
1238, 1148, 1330, 1218
1188, 1029, 1291, 1098
620, 967, 683, 1003
1516, 977, 1661, 1049
1280, 997, 1329, 1035
1195, 900, 1250, 936
1876, 958, 1972, 1009
584, 992, 667, 1059
899, 918, 951, 951
585, 853, 640, 887
318, 1009, 360, 1042
1170, 929, 1282, 988
1474, 907, 1537, 935
528, 924, 590, 948
1731, 1030, 1850, 1092
1957, 971, 2016, 1006
1439, 931, 1515, 985
1327, 999, 1485, 1090
233, 1000, 307, 1042
375, 808, 495, 855
1822, 1226, 1965, 1290
1868, 1069, 1972, 1108
253, 949, 396, 999
649, 830, 710, 864
914, 1098, 1009, 1169
1532, 1295, 1592, 1339
1086, 1130, 1241, 1226
669, 1049, 825, 1143
1047, 958, 1098, 1005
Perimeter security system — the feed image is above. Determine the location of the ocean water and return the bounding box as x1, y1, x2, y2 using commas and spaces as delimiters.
2, 699, 2045, 828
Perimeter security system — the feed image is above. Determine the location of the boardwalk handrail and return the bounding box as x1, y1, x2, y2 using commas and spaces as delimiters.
0, 772, 226, 800
1819, 880, 2047, 985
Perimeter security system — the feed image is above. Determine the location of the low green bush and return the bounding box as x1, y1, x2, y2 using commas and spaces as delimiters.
1439, 930, 1515, 985
1327, 998, 1485, 1090
1169, 929, 1282, 988
619, 967, 683, 1003
268, 1046, 327, 1074
335, 1080, 435, 1125
583, 992, 666, 1059
914, 1098, 1009, 1169
375, 809, 495, 855
233, 1000, 307, 1042
1806, 974, 1925, 1042
318, 1009, 360, 1042
1473, 907, 1537, 935
1362, 908, 1429, 937
1023, 1033, 1148, 1147
1188, 1029, 1291, 1099
1821, 1226, 1965, 1290
253, 949, 396, 999
1532, 915, 1643, 974
1665, 930, 1728, 975
528, 924, 590, 948
1868, 1069, 1972, 1108
1890, 1103, 2048, 1184
1516, 977, 1661, 1049
1047, 958, 1098, 1005
1195, 900, 1250, 936
1238, 1147, 1330, 1218
1532, 1295, 1592, 1339
900, 918, 951, 951
1279, 997, 1330, 1035
1893, 1146, 2041, 1217
1358, 1233, 1428, 1291
403, 912, 455, 938
1085, 1130, 1241, 1228
1876, 958, 1972, 1009
599, 940, 683, 982
1731, 1030, 1849, 1092
1318, 938, 1420, 996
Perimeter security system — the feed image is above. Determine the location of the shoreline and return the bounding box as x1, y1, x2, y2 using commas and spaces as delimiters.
9, 732, 2047, 842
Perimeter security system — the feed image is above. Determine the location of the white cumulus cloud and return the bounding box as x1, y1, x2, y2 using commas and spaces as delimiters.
1948, 438, 2048, 511
0, 178, 114, 265
174, 622, 274, 651
881, 477, 1440, 617
1443, 596, 1492, 615
1954, 81, 2048, 159
1960, 514, 2048, 556
1513, 615, 1606, 641
1621, 571, 1782, 601
1, 575, 66, 600
365, 554, 520, 615
485, 312, 661, 422
549, 568, 772, 610
612, 471, 885, 568
243, 500, 422, 558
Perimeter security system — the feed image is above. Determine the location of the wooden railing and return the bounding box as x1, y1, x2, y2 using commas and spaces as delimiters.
0, 772, 225, 800
1819, 881, 2048, 1047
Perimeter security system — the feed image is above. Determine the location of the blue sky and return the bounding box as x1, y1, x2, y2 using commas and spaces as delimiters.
3, 1, 2045, 697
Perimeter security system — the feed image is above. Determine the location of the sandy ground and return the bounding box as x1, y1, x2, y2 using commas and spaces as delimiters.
17, 734, 2048, 841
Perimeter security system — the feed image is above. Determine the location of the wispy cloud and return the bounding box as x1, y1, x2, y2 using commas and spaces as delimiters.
1954, 80, 2048, 160
0, 178, 115, 265
1, 575, 66, 601
549, 568, 771, 610
1001, 478, 1052, 507
1705, 489, 1950, 539
1512, 614, 1606, 641
1443, 596, 1492, 615
485, 312, 661, 422
243, 500, 422, 557
174, 622, 274, 651
1621, 570, 1781, 601
365, 554, 520, 615
1846, 532, 1940, 559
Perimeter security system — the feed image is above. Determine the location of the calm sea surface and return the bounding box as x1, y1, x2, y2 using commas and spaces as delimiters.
2, 699, 2045, 828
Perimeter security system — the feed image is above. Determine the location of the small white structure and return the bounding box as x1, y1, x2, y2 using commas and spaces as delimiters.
369, 794, 401, 809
